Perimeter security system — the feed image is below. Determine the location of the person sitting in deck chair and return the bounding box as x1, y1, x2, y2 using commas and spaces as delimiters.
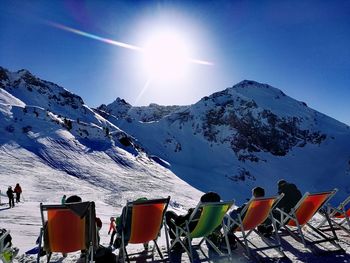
225, 187, 269, 245
165, 191, 221, 248
273, 179, 302, 227
113, 197, 149, 250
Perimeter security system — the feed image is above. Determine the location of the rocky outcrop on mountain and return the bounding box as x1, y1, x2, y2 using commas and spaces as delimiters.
0, 67, 95, 124
98, 98, 187, 122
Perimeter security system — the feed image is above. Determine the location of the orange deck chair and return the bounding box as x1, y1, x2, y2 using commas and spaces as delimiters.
37, 202, 98, 263
119, 197, 170, 263
275, 189, 342, 251
319, 195, 350, 235
225, 194, 285, 259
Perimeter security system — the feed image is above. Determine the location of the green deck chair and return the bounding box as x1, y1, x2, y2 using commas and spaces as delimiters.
166, 200, 234, 262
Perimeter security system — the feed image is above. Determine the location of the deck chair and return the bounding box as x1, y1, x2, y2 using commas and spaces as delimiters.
37, 201, 98, 263
275, 189, 342, 251
166, 200, 234, 263
319, 195, 350, 235
119, 197, 170, 263
0, 229, 12, 263
224, 195, 285, 259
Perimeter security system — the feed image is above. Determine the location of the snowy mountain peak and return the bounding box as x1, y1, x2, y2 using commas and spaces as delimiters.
100, 80, 350, 202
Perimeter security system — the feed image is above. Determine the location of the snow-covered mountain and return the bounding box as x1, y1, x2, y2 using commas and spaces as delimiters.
100, 80, 350, 203
0, 66, 202, 206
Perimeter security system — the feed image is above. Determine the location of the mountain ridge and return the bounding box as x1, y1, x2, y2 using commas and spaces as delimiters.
1, 66, 350, 204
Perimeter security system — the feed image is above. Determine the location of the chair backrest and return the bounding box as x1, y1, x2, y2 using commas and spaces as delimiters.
127, 197, 170, 244
287, 190, 337, 226
334, 196, 350, 218
40, 202, 95, 253
47, 209, 86, 252
0, 229, 11, 252
237, 196, 280, 231
189, 201, 233, 239
334, 209, 350, 218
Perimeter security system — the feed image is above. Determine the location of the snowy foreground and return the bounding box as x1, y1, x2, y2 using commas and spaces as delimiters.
1, 194, 350, 262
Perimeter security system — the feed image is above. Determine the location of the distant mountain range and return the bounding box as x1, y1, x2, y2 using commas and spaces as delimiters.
1, 66, 349, 203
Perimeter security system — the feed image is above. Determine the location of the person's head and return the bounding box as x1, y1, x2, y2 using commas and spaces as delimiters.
8, 186, 12, 189
16, 183, 19, 187
65, 195, 82, 203
278, 179, 287, 189
200, 192, 221, 203
135, 197, 148, 202
252, 187, 265, 198
110, 217, 115, 222
62, 195, 66, 198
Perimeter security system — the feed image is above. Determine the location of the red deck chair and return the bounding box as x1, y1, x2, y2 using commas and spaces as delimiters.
37, 202, 97, 263
119, 197, 170, 262
319, 195, 350, 235
275, 189, 342, 251
225, 194, 285, 259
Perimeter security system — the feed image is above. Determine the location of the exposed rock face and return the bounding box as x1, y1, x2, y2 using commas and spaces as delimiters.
97, 98, 187, 122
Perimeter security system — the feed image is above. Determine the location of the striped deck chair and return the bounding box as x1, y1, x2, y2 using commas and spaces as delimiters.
119, 197, 170, 263
319, 195, 350, 235
275, 189, 342, 251
166, 201, 234, 263
37, 202, 98, 263
0, 229, 12, 263
224, 195, 285, 259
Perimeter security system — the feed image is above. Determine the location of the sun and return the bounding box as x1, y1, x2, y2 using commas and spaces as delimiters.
141, 30, 191, 82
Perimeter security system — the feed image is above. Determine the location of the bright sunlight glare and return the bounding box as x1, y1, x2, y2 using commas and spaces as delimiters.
141, 31, 191, 81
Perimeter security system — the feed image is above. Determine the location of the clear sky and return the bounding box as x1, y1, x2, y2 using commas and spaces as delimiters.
1, 0, 349, 125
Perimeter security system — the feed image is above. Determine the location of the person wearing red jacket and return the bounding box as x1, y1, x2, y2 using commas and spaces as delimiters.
108, 217, 117, 247
13, 183, 22, 203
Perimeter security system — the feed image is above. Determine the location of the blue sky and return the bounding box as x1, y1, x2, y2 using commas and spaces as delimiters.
0, 0, 349, 125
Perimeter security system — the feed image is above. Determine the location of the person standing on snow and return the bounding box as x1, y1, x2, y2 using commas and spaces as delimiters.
61, 195, 66, 204
14, 183, 22, 203
108, 217, 117, 247
6, 186, 15, 208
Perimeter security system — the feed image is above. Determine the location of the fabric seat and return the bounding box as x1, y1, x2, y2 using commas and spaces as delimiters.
119, 197, 170, 263
166, 200, 234, 263
225, 195, 285, 259
275, 189, 342, 251
37, 201, 98, 263
319, 195, 350, 235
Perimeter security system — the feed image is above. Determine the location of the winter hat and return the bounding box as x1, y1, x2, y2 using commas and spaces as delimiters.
200, 192, 221, 202
278, 179, 287, 187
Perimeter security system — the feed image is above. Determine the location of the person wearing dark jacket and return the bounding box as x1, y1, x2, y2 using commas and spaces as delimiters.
6, 186, 15, 208
14, 183, 22, 203
276, 179, 302, 213
165, 192, 221, 240
273, 179, 302, 228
